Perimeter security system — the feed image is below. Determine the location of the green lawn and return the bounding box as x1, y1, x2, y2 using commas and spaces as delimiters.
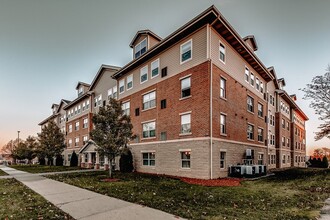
48, 168, 330, 220
0, 169, 8, 176
0, 178, 73, 219
10, 164, 82, 173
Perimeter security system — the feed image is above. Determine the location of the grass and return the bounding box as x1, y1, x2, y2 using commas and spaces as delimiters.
0, 169, 8, 176
0, 178, 73, 219
10, 164, 82, 173
48, 168, 330, 220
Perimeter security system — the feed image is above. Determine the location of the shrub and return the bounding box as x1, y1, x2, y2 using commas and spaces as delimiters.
119, 148, 134, 173
55, 155, 63, 166
39, 157, 45, 165
70, 151, 78, 167
322, 156, 329, 168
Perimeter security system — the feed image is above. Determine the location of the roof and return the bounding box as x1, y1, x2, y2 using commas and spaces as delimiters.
113, 5, 274, 82
78, 140, 98, 154
38, 113, 59, 126
88, 64, 121, 91
63, 92, 91, 110
129, 30, 162, 48
243, 35, 258, 51
51, 103, 59, 109
56, 99, 71, 114
267, 66, 280, 89
75, 81, 90, 90
278, 78, 286, 87
277, 90, 309, 120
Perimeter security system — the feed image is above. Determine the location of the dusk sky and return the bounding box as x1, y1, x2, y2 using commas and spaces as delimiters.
0, 0, 329, 154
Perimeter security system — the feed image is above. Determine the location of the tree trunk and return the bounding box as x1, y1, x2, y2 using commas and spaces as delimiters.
109, 158, 113, 178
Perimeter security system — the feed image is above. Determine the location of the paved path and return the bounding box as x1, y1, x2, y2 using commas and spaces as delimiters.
320, 198, 330, 220
0, 165, 184, 220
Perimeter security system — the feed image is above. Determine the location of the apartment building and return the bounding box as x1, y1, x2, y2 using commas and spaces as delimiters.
39, 5, 308, 178
38, 99, 70, 130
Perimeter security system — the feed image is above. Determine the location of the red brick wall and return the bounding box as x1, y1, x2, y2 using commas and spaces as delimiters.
212, 64, 267, 145
66, 112, 93, 149
120, 61, 211, 142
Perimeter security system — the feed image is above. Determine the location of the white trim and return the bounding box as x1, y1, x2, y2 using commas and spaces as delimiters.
141, 119, 156, 124
130, 137, 210, 146
219, 40, 226, 64
179, 149, 191, 152
213, 137, 267, 148
151, 58, 160, 79
141, 88, 156, 96
220, 149, 227, 152
140, 65, 148, 84
179, 74, 192, 81
180, 39, 192, 64
119, 79, 125, 94
122, 99, 130, 104
179, 111, 192, 116
126, 74, 133, 91
141, 150, 156, 153
179, 96, 192, 101
220, 112, 227, 116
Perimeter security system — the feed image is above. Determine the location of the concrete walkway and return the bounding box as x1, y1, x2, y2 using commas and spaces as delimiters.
0, 166, 184, 220
320, 198, 330, 220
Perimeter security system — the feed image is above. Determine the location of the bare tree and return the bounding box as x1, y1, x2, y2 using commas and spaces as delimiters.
301, 65, 330, 140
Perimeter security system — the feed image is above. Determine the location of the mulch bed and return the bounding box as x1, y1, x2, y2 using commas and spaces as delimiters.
180, 177, 242, 187
101, 178, 120, 182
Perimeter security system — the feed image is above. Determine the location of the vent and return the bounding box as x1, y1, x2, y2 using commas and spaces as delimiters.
161, 67, 167, 77
161, 99, 166, 109
135, 108, 140, 116
160, 132, 167, 141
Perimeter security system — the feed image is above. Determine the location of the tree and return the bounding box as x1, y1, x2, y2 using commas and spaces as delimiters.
119, 148, 134, 173
90, 98, 135, 178
37, 121, 66, 166
301, 66, 330, 140
322, 156, 329, 168
70, 151, 78, 167
24, 136, 38, 164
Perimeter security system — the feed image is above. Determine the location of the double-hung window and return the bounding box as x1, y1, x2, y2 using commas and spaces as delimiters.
86, 100, 89, 109
83, 118, 88, 129
122, 102, 130, 116
256, 78, 260, 90
142, 121, 156, 138
134, 38, 147, 59
142, 152, 155, 166
260, 82, 264, 93
181, 77, 191, 98
143, 91, 156, 110
219, 42, 226, 63
140, 66, 148, 83
112, 86, 117, 99
83, 136, 88, 145
75, 137, 79, 146
220, 151, 226, 169
180, 40, 192, 63
220, 114, 226, 135
119, 80, 125, 94
250, 73, 255, 86
257, 128, 263, 142
181, 113, 191, 134
75, 121, 79, 131
68, 139, 72, 147
127, 74, 133, 90
245, 67, 249, 82
247, 96, 254, 112
181, 151, 191, 168
247, 124, 254, 140
68, 124, 72, 133
220, 77, 226, 98
151, 59, 159, 78
282, 136, 285, 147
257, 103, 263, 117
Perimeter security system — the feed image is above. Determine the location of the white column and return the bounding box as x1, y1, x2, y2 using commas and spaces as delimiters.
104, 155, 109, 170
88, 153, 92, 164
96, 153, 100, 164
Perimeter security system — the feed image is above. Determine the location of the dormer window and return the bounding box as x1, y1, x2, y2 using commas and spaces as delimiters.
135, 38, 147, 59
78, 87, 83, 96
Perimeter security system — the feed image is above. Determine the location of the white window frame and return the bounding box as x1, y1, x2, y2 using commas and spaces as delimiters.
220, 77, 226, 99
142, 152, 155, 166
140, 65, 148, 84
143, 91, 156, 110
220, 113, 226, 135
142, 121, 156, 139
68, 124, 72, 133
180, 39, 192, 64
247, 123, 254, 140
83, 118, 88, 129
119, 79, 125, 94
180, 113, 191, 134
127, 74, 133, 90
256, 78, 260, 90
219, 41, 226, 63
75, 121, 79, 131
122, 101, 130, 116
257, 127, 263, 142
75, 137, 79, 146
180, 150, 191, 168
112, 86, 117, 99
250, 72, 255, 87
220, 151, 226, 169
134, 38, 147, 59
151, 59, 160, 78
247, 96, 254, 113
245, 67, 249, 83
181, 76, 191, 98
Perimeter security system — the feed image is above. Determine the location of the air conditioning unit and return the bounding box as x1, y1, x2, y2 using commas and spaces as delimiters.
229, 165, 245, 177
246, 166, 253, 175
254, 165, 260, 174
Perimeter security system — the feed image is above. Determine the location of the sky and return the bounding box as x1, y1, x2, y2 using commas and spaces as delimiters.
0, 0, 329, 154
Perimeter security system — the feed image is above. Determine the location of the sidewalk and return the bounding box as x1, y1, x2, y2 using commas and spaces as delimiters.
0, 166, 184, 220
320, 198, 330, 220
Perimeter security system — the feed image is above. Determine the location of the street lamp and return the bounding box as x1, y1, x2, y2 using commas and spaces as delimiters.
17, 131, 20, 145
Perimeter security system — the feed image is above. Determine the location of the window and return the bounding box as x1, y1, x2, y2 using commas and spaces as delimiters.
220, 114, 226, 135
142, 152, 155, 166
161, 67, 167, 77
122, 102, 130, 116
258, 154, 264, 165
282, 136, 285, 147
219, 42, 226, 63
257, 103, 263, 117
282, 119, 285, 129
260, 82, 264, 93
140, 66, 148, 83
68, 124, 72, 133
112, 86, 117, 99
181, 113, 191, 134
75, 121, 79, 131
250, 73, 254, 86
74, 107, 77, 115
220, 77, 226, 98
151, 59, 159, 78
181, 77, 191, 98
220, 151, 226, 169
68, 139, 72, 147
287, 122, 290, 131
134, 38, 147, 59
82, 102, 86, 111
86, 100, 90, 109
78, 105, 81, 114
287, 138, 290, 147
119, 80, 125, 94
181, 151, 191, 168
127, 74, 133, 90
247, 124, 254, 140
287, 155, 290, 163
180, 40, 192, 63
135, 108, 140, 116
83, 136, 88, 145
143, 91, 156, 110
245, 67, 249, 82
83, 118, 88, 129
271, 115, 275, 126
257, 128, 263, 142
247, 96, 254, 112
78, 87, 83, 96
75, 137, 79, 146
161, 99, 167, 109
256, 78, 260, 90
143, 121, 156, 138
282, 155, 286, 164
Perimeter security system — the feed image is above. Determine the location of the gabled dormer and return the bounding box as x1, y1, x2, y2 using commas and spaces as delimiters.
129, 30, 162, 59
277, 78, 286, 90
51, 104, 59, 115
76, 82, 90, 97
290, 94, 297, 101
243, 35, 258, 52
